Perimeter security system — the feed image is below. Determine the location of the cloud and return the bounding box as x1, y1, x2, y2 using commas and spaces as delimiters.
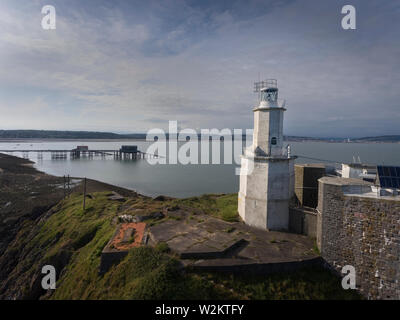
0, 0, 399, 137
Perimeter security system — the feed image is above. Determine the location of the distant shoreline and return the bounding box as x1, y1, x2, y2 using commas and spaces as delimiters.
0, 138, 399, 144
0, 138, 147, 143
0, 152, 143, 196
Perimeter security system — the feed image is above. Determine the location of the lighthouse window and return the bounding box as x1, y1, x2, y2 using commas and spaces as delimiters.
267, 91, 277, 102
271, 137, 277, 145
260, 91, 267, 101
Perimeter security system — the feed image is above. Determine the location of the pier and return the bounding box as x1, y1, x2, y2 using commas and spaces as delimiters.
0, 145, 158, 160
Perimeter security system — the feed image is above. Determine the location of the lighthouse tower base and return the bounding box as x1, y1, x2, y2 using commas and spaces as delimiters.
238, 155, 296, 231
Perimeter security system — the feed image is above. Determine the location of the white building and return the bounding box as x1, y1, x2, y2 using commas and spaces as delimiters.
341, 163, 376, 181
238, 79, 296, 231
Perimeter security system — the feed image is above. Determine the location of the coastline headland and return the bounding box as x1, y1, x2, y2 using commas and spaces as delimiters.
0, 153, 360, 300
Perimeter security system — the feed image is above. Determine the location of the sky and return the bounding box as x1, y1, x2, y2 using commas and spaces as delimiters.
0, 0, 399, 138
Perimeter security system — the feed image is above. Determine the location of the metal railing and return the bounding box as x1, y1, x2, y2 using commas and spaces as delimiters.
254, 79, 277, 92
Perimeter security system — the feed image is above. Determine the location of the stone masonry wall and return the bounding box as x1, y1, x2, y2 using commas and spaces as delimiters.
318, 179, 400, 299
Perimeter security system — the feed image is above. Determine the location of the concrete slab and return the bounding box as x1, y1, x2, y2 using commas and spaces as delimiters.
148, 212, 319, 273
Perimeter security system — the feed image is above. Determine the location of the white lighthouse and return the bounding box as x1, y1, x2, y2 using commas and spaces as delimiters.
238, 79, 296, 231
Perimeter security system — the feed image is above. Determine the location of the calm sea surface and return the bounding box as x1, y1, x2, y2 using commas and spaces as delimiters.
1, 140, 399, 198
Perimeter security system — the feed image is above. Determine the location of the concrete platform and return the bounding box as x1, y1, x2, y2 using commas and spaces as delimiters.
148, 210, 320, 274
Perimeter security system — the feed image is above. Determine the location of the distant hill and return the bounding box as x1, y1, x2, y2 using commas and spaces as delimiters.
0, 130, 146, 140
284, 136, 347, 142
352, 135, 400, 142
0, 130, 398, 142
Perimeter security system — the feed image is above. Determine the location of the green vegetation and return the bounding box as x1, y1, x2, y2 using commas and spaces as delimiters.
4, 191, 360, 300
224, 227, 236, 233
11, 192, 118, 298
61, 246, 234, 300
155, 242, 170, 253
199, 268, 362, 300
174, 193, 239, 222
313, 241, 320, 255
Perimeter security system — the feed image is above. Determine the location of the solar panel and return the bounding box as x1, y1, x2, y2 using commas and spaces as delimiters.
377, 165, 400, 189
384, 178, 390, 188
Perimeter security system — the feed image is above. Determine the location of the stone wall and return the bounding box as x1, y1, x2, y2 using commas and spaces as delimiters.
317, 177, 400, 299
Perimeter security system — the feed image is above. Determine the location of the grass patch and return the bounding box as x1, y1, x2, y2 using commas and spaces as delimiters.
224, 227, 235, 233
175, 193, 239, 222
197, 267, 362, 300
155, 242, 170, 253
53, 246, 235, 300
313, 240, 320, 255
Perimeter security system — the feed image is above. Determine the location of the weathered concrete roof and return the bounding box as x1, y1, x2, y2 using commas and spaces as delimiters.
345, 192, 400, 201
295, 163, 326, 168
318, 176, 373, 186
343, 163, 376, 169
148, 209, 319, 271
